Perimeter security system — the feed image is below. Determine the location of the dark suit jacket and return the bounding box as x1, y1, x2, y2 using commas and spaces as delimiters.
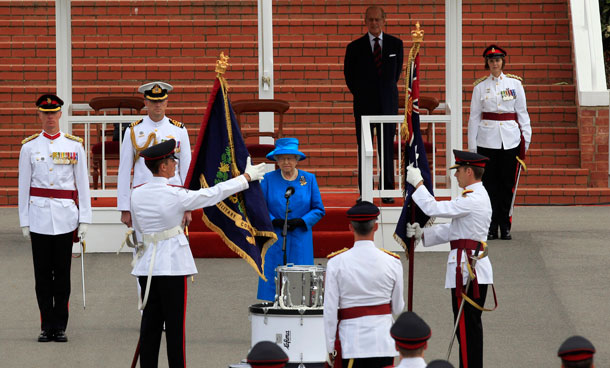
344, 32, 404, 117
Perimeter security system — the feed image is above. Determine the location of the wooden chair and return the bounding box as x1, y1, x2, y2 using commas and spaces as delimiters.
89, 96, 145, 189
231, 99, 290, 161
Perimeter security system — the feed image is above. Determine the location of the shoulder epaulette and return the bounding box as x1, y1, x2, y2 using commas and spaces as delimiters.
21, 133, 39, 144
380, 248, 401, 259
505, 73, 523, 82
130, 119, 143, 128
327, 248, 349, 259
473, 75, 488, 86
169, 118, 185, 128
65, 133, 83, 143
461, 189, 474, 197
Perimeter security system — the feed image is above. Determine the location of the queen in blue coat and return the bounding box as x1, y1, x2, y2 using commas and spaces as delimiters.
257, 138, 325, 301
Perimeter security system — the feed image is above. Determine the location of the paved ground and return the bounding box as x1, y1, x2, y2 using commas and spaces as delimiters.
1, 205, 609, 367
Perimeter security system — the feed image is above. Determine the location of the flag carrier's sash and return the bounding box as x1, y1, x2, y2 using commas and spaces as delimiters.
326, 303, 392, 368
446, 240, 498, 368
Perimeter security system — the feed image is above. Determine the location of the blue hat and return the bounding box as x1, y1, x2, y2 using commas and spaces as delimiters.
266, 138, 306, 161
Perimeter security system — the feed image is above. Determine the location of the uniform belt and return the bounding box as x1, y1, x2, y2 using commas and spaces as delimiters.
330, 303, 392, 368
137, 225, 184, 311
449, 239, 479, 251
30, 187, 77, 200
142, 226, 184, 244
338, 303, 391, 320
482, 112, 517, 121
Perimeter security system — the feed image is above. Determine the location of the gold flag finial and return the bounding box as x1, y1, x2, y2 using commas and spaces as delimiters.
411, 22, 424, 43
215, 52, 230, 75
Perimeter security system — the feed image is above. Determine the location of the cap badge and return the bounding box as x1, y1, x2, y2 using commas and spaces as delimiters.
152, 85, 162, 94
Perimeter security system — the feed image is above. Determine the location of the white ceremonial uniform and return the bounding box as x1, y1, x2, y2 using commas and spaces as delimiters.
117, 115, 191, 211
394, 357, 427, 368
412, 182, 493, 288
324, 240, 404, 359
18, 132, 92, 234
467, 72, 532, 152
130, 175, 248, 276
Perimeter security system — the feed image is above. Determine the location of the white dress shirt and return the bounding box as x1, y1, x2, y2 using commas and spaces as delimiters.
395, 357, 427, 368
130, 175, 248, 276
117, 115, 191, 211
324, 240, 404, 359
468, 72, 532, 152
413, 182, 493, 288
18, 131, 92, 235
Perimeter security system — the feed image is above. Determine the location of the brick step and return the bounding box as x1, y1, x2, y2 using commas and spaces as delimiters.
519, 167, 590, 187
526, 148, 580, 167
515, 187, 610, 205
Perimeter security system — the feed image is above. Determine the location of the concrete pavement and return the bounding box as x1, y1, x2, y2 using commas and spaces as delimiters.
1, 206, 609, 367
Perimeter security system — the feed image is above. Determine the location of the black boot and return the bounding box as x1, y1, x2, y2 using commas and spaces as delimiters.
500, 224, 512, 240
38, 330, 53, 342
488, 223, 498, 240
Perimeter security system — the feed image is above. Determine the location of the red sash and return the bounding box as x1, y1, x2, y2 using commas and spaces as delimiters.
327, 303, 392, 368
30, 187, 77, 200
481, 112, 526, 159
30, 187, 79, 241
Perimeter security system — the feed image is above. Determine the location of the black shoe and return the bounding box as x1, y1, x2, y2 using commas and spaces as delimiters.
38, 330, 53, 342
381, 197, 395, 204
500, 225, 512, 240
488, 223, 498, 240
53, 330, 68, 342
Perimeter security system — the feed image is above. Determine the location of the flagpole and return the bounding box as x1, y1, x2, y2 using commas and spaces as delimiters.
403, 22, 424, 312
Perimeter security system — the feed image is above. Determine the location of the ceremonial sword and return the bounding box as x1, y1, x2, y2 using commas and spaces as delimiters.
80, 238, 86, 309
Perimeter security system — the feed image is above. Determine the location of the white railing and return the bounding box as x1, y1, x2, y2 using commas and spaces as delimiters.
69, 104, 144, 196
361, 112, 452, 203
570, 0, 609, 106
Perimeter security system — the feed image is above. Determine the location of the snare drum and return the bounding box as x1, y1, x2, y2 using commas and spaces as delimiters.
275, 264, 325, 308
249, 302, 325, 365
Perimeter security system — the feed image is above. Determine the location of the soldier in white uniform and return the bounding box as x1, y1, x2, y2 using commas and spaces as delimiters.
117, 81, 192, 229
406, 150, 493, 368
323, 201, 404, 368
388, 311, 431, 368
130, 139, 265, 368
467, 45, 532, 240
18, 94, 91, 342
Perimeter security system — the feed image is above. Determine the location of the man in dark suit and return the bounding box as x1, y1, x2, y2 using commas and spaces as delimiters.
345, 5, 404, 204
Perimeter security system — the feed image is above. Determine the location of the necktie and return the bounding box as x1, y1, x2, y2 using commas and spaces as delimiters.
373, 37, 382, 75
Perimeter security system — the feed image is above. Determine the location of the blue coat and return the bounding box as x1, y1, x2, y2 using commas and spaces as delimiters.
257, 169, 325, 301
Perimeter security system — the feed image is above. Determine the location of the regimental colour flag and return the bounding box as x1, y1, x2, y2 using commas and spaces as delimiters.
184, 76, 277, 280
394, 51, 434, 251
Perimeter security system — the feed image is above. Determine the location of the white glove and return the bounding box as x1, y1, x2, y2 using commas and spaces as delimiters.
406, 222, 423, 240
21, 226, 30, 239
245, 156, 266, 182
406, 163, 423, 187
77, 223, 88, 240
